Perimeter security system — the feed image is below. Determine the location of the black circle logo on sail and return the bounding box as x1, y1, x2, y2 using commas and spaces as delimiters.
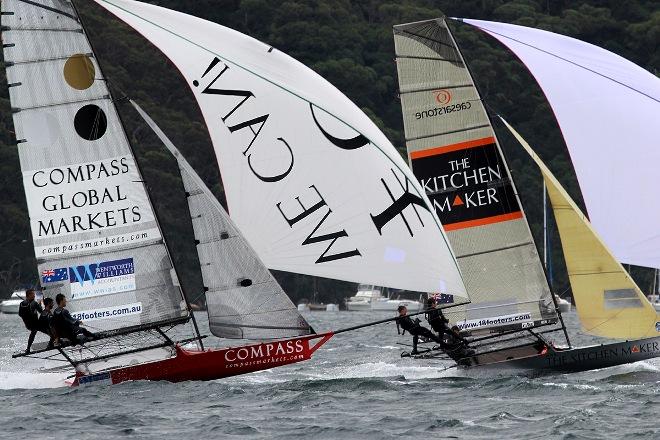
74, 105, 107, 141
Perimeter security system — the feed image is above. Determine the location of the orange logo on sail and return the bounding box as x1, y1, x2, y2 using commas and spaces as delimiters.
452, 195, 464, 206
631, 345, 640, 353
433, 89, 451, 105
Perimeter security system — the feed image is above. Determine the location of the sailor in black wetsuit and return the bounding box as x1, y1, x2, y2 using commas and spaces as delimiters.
396, 305, 442, 354
51, 294, 95, 345
18, 289, 49, 353
425, 297, 453, 344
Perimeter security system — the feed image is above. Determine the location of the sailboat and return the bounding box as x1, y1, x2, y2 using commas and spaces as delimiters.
393, 16, 660, 372
2, 0, 469, 385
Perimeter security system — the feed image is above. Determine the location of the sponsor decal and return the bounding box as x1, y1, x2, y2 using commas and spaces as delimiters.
411, 137, 522, 231
433, 89, 451, 105
415, 101, 471, 121
70, 302, 142, 321
223, 338, 308, 369
35, 228, 159, 257
68, 258, 136, 300
191, 57, 433, 265
545, 341, 659, 368
78, 372, 112, 386
42, 267, 68, 283
432, 293, 454, 304
456, 312, 533, 331
24, 155, 160, 252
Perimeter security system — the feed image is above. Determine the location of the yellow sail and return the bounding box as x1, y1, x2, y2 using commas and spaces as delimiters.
501, 118, 660, 339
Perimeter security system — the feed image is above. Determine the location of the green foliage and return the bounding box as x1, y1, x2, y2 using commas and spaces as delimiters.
0, 0, 657, 303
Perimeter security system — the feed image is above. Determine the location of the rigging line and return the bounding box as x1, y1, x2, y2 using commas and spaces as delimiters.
460, 21, 660, 106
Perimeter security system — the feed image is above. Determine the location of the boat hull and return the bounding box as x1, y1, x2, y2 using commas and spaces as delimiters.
467, 336, 660, 373
73, 333, 333, 386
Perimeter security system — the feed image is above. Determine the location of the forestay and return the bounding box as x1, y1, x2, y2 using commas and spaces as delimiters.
91, 0, 468, 298
1, 0, 188, 332
503, 118, 660, 339
460, 19, 660, 270
393, 18, 557, 332
132, 101, 313, 340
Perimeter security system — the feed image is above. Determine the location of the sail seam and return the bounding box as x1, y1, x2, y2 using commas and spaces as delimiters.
16, 0, 79, 21
399, 83, 473, 94
7, 52, 94, 66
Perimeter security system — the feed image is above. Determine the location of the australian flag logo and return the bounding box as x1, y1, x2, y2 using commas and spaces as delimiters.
433, 293, 454, 304
42, 267, 68, 283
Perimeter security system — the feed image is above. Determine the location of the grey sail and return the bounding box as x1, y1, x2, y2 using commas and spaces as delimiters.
394, 18, 557, 333
1, 0, 188, 332
131, 101, 313, 340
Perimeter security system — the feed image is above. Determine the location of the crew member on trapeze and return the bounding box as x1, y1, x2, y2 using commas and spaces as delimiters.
18, 288, 53, 353
51, 294, 96, 345
424, 297, 473, 361
396, 305, 443, 354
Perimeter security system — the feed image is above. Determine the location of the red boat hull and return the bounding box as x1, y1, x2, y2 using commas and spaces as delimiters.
72, 332, 333, 386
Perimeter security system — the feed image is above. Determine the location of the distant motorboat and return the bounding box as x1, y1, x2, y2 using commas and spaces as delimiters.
346, 285, 423, 312
0, 290, 26, 314
554, 295, 571, 314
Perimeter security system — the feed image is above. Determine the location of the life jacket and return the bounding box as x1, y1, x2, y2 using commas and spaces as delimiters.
18, 300, 38, 330
51, 307, 74, 340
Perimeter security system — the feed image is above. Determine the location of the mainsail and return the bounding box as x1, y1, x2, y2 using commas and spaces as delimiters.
393, 18, 557, 332
503, 118, 660, 339
90, 0, 468, 298
132, 101, 312, 340
459, 19, 660, 271
1, 0, 188, 332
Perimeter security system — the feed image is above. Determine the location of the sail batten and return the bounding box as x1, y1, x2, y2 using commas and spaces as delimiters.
394, 17, 556, 333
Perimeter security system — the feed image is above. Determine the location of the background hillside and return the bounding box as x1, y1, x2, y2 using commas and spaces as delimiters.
1, 0, 658, 305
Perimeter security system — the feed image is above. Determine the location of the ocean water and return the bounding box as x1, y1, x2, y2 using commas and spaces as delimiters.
0, 310, 658, 439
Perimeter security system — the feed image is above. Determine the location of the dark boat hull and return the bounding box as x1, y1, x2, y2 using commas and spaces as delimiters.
465, 336, 660, 373
72, 333, 333, 386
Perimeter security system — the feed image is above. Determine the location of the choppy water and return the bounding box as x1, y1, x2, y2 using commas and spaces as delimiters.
0, 310, 658, 439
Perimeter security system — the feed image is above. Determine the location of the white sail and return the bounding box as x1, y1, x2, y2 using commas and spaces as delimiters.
1, 0, 188, 332
91, 0, 469, 297
393, 18, 556, 332
132, 101, 313, 340
459, 18, 660, 270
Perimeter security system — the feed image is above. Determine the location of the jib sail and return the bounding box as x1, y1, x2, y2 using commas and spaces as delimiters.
503, 118, 660, 339
91, 0, 469, 299
393, 18, 557, 333
1, 0, 188, 332
132, 101, 313, 340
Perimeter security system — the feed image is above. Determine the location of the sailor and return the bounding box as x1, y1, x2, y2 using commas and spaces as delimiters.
51, 294, 95, 345
18, 289, 46, 353
443, 325, 474, 363
396, 305, 443, 354
425, 297, 452, 342
38, 297, 56, 349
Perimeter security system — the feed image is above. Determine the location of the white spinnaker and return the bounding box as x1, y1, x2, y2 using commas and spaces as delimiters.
92, 0, 468, 297
460, 18, 660, 270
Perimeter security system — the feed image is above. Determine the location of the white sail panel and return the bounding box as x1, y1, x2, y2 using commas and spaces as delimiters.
1, 0, 188, 332
132, 100, 313, 340
91, 0, 468, 297
460, 18, 660, 270
394, 18, 556, 332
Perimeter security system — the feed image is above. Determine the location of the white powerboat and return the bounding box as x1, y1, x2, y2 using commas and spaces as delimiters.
0, 290, 25, 314
346, 285, 423, 312
554, 295, 571, 314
